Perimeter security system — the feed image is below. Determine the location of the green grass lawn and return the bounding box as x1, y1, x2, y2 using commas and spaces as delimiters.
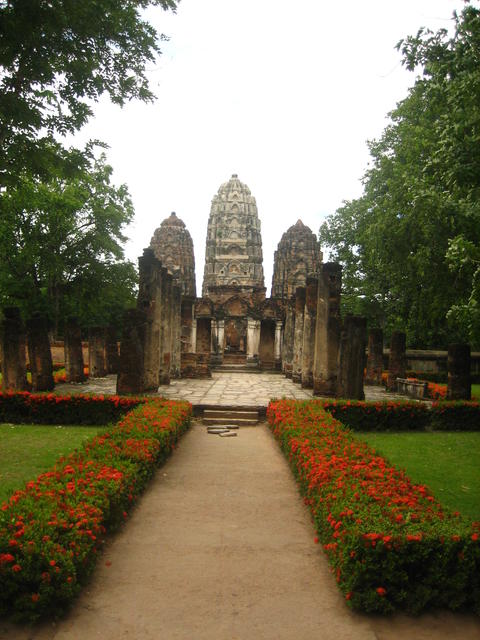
355, 431, 480, 522
0, 423, 106, 503
472, 383, 480, 399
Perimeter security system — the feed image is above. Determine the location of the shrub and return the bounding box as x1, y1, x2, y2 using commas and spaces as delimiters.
267, 400, 480, 615
0, 398, 191, 621
0, 391, 142, 425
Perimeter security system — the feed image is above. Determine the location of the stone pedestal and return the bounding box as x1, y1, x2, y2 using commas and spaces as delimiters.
313, 263, 342, 397
292, 287, 306, 383
447, 344, 471, 400
365, 328, 383, 385
89, 327, 107, 378
64, 317, 86, 383
282, 297, 295, 377
338, 316, 367, 400
301, 277, 318, 388
117, 309, 146, 394
106, 326, 120, 374
159, 269, 172, 385
246, 318, 261, 365
26, 314, 54, 391
386, 331, 407, 391
1, 307, 28, 391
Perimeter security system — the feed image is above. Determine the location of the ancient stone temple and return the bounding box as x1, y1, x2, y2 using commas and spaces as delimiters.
271, 219, 322, 299
150, 212, 196, 297
200, 174, 271, 365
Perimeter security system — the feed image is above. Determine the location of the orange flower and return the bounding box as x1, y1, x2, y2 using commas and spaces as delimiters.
376, 587, 387, 597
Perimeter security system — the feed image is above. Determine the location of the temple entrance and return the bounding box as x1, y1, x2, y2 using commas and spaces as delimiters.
224, 317, 247, 364
259, 319, 275, 369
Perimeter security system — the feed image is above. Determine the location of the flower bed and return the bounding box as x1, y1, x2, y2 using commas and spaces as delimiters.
267, 400, 480, 615
319, 399, 480, 432
0, 391, 142, 425
0, 398, 191, 621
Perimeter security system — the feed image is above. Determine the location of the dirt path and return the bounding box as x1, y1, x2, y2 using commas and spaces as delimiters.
1, 424, 479, 640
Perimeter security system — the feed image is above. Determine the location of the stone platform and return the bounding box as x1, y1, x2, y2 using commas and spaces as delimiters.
55, 372, 406, 408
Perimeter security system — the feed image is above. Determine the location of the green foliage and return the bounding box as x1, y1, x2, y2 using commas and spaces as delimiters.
0, 0, 178, 185
320, 5, 480, 348
0, 148, 138, 332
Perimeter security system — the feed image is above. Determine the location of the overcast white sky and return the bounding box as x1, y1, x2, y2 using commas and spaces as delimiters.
74, 0, 468, 295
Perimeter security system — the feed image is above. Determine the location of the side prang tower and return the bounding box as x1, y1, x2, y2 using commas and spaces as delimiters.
202, 174, 265, 302
271, 219, 322, 299
149, 212, 196, 297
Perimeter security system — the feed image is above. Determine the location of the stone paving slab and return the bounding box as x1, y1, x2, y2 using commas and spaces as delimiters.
55, 373, 407, 407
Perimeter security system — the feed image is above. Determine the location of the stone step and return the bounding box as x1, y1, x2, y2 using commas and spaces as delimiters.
203, 417, 259, 427
204, 409, 258, 419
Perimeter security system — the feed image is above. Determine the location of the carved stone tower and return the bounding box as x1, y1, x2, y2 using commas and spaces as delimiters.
271, 219, 322, 299
149, 212, 196, 297
202, 174, 265, 298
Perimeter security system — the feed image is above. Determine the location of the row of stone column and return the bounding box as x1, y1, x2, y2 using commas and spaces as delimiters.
281, 263, 367, 399
116, 249, 181, 394
0, 309, 120, 392
365, 329, 472, 400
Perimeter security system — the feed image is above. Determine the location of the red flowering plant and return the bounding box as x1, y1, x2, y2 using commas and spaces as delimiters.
0, 398, 191, 622
267, 400, 480, 615
0, 391, 143, 425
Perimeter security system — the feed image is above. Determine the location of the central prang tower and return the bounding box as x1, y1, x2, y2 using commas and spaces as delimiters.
202, 174, 265, 298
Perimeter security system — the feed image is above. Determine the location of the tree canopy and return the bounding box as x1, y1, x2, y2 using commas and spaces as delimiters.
319, 3, 480, 348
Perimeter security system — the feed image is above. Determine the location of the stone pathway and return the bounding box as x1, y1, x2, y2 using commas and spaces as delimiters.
56, 372, 407, 406
2, 424, 479, 639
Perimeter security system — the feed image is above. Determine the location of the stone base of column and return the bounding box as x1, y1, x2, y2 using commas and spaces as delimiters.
284, 363, 293, 378
301, 374, 313, 389
246, 355, 259, 367
292, 371, 302, 384
313, 376, 337, 397
210, 353, 223, 365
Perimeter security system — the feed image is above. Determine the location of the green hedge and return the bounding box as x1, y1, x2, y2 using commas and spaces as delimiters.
267, 400, 480, 615
319, 399, 480, 432
0, 397, 191, 622
0, 391, 143, 425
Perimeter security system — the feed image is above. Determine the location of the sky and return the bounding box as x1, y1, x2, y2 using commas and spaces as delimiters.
73, 0, 468, 295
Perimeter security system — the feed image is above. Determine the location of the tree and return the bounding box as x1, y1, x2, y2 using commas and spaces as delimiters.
0, 147, 137, 334
320, 4, 480, 348
0, 0, 178, 184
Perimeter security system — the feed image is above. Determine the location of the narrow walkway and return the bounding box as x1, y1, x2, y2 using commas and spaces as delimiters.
2, 425, 479, 639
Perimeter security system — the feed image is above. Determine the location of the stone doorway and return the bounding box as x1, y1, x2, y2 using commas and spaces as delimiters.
196, 318, 211, 354
224, 317, 247, 364
259, 319, 275, 370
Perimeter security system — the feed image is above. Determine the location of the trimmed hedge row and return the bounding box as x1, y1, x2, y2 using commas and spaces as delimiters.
0, 391, 142, 425
320, 399, 480, 431
267, 400, 480, 615
0, 397, 191, 622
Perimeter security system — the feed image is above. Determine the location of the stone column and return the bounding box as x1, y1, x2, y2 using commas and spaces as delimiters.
447, 344, 471, 400
88, 327, 107, 378
274, 320, 283, 369
282, 297, 295, 377
312, 263, 342, 397
170, 285, 182, 379
1, 307, 28, 391
217, 319, 225, 361
117, 309, 146, 394
365, 328, 384, 385
292, 287, 306, 383
159, 269, 172, 385
106, 326, 120, 374
64, 317, 86, 383
210, 318, 220, 365
301, 277, 318, 388
338, 316, 367, 400
191, 318, 197, 354
180, 298, 195, 353
246, 318, 261, 365
137, 249, 162, 390
386, 331, 407, 391
26, 314, 54, 391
